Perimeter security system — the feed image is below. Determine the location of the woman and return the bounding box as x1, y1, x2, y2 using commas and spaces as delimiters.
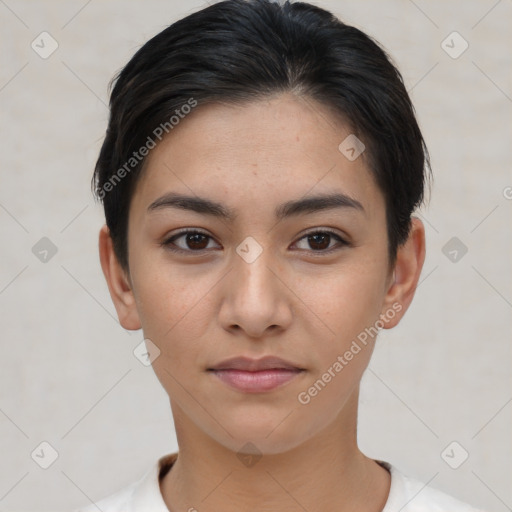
77, 1, 484, 510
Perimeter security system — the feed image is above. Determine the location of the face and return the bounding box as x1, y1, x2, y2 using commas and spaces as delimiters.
101, 93, 424, 456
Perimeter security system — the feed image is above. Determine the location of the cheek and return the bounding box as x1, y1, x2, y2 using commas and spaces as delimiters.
294, 274, 382, 419
298, 262, 387, 386
306, 264, 387, 342
131, 264, 216, 358
135, 273, 213, 402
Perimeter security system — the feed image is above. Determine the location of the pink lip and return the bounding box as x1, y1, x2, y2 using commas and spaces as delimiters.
208, 356, 305, 393
210, 369, 303, 392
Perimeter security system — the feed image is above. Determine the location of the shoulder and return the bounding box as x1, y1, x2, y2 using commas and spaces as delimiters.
381, 461, 487, 512
72, 453, 178, 512
73, 483, 136, 512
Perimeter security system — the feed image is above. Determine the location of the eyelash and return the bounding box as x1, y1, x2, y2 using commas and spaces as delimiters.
161, 228, 349, 256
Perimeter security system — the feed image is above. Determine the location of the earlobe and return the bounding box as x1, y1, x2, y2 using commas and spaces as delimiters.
381, 217, 426, 329
98, 225, 142, 330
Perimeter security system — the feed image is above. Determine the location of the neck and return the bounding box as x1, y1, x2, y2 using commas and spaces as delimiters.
160, 390, 391, 512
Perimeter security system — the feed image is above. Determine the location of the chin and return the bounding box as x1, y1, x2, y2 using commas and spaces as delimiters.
205, 408, 319, 456
216, 430, 309, 457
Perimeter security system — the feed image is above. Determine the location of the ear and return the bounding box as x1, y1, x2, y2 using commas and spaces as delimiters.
98, 224, 142, 330
380, 217, 426, 329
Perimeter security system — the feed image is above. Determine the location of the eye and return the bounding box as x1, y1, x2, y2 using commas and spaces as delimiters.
162, 229, 220, 254
292, 229, 349, 254
161, 228, 349, 255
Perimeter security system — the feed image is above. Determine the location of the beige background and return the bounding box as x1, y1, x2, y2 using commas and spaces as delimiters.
0, 1, 511, 510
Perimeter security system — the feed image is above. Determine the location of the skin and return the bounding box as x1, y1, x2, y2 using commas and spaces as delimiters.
99, 93, 425, 512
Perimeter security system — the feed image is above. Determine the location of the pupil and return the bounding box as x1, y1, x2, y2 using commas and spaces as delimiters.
310, 233, 329, 250
188, 233, 207, 249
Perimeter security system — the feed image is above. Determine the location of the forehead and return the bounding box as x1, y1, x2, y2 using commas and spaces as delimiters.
131, 93, 384, 222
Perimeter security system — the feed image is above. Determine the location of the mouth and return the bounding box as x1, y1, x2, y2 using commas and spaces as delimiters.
207, 356, 305, 393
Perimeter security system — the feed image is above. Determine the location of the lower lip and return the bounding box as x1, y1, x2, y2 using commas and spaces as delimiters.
209, 369, 303, 393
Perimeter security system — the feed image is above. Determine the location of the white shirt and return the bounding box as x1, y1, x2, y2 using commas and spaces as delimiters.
74, 453, 486, 512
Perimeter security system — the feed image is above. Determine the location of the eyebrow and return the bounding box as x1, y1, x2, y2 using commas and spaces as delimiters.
147, 191, 365, 221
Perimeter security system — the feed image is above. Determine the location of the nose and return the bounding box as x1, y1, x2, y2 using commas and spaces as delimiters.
218, 242, 293, 339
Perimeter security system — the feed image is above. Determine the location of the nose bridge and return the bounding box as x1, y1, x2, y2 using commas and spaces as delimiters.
219, 235, 292, 336
233, 236, 279, 307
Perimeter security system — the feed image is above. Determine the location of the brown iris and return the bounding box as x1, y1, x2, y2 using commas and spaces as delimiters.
185, 232, 209, 250
308, 233, 331, 251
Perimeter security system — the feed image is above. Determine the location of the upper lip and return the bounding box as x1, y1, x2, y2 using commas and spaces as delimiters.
208, 356, 304, 372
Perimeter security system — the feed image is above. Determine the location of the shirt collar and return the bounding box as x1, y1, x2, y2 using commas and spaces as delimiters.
129, 453, 401, 511
130, 452, 178, 511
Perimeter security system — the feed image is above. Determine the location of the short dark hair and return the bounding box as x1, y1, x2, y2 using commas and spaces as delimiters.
92, 0, 430, 271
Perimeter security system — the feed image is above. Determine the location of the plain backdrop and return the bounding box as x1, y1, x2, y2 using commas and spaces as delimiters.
0, 1, 511, 511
